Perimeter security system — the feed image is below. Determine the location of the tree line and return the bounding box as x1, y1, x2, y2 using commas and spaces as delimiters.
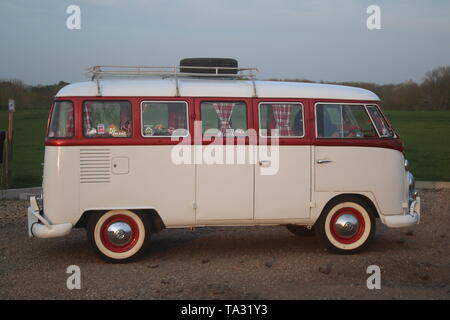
0, 80, 69, 110
1, 66, 449, 111
274, 65, 450, 111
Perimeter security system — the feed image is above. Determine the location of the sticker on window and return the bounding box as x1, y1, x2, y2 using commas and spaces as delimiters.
141, 102, 188, 137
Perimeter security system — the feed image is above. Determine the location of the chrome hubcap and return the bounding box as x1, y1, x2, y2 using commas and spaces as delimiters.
334, 214, 359, 238
106, 221, 133, 246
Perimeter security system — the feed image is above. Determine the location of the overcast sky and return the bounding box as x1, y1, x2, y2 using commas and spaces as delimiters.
0, 0, 449, 85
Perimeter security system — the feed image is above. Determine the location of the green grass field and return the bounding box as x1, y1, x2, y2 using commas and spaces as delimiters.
0, 108, 49, 188
0, 109, 449, 188
385, 110, 450, 181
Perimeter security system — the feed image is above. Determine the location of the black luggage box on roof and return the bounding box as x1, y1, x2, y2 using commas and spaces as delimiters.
180, 58, 238, 75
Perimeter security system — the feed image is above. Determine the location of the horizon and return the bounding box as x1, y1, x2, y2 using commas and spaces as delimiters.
1, 0, 449, 86
1, 65, 445, 88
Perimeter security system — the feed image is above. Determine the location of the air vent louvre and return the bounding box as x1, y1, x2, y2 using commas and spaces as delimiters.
80, 149, 111, 183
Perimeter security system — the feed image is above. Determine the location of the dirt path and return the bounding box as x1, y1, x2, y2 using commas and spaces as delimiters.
0, 189, 449, 299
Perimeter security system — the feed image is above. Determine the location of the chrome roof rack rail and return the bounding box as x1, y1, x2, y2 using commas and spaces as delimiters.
86, 65, 259, 97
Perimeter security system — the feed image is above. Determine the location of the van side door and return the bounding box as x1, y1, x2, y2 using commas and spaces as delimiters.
253, 99, 312, 220
194, 98, 254, 223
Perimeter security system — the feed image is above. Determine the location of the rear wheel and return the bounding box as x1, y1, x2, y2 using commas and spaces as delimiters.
286, 224, 315, 237
315, 196, 376, 254
87, 210, 151, 263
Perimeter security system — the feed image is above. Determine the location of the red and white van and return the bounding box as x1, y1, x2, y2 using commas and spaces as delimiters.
27, 60, 420, 262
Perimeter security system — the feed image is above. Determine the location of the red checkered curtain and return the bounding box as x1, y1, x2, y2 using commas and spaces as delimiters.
272, 104, 293, 136
83, 103, 93, 134
120, 104, 131, 134
176, 110, 186, 129
168, 105, 186, 129
64, 105, 74, 137
213, 103, 235, 135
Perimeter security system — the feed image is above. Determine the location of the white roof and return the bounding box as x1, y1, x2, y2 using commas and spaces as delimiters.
56, 78, 380, 101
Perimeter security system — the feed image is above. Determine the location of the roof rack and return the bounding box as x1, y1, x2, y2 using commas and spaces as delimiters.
86, 65, 259, 97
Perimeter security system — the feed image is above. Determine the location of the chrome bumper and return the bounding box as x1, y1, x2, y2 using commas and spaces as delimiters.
27, 196, 72, 238
383, 196, 421, 228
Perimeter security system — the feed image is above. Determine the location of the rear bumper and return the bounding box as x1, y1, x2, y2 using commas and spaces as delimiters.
382, 196, 421, 228
27, 196, 72, 238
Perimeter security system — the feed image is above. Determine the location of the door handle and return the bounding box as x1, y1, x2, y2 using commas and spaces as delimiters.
317, 159, 332, 164
259, 160, 271, 166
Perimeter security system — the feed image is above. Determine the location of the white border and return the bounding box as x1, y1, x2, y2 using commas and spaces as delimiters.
257, 102, 305, 138
140, 100, 190, 138
314, 102, 381, 139
200, 100, 248, 137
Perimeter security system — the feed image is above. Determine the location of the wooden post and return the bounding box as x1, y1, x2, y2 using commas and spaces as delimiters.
1, 130, 5, 188
4, 99, 15, 188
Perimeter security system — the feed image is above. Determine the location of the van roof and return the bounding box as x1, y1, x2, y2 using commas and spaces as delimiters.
56, 78, 380, 101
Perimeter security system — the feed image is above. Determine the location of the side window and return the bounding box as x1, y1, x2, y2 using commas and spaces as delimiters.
200, 101, 247, 137
316, 104, 378, 138
259, 103, 304, 137
316, 104, 341, 138
342, 105, 378, 138
141, 101, 188, 137
366, 105, 394, 137
83, 101, 132, 138
48, 101, 74, 138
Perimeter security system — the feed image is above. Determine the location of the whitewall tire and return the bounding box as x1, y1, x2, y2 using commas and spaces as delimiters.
316, 196, 376, 254
87, 210, 151, 262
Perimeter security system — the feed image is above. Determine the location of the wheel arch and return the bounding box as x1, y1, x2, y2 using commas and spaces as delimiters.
317, 193, 380, 222
75, 208, 166, 233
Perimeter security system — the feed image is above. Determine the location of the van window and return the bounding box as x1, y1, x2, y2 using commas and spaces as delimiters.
83, 101, 132, 138
141, 101, 188, 137
48, 101, 74, 138
366, 105, 394, 137
259, 103, 304, 137
316, 104, 378, 138
200, 101, 247, 137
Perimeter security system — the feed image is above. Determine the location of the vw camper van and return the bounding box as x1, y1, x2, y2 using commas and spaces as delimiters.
27, 58, 420, 262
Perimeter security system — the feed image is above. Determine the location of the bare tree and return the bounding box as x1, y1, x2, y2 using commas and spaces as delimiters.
421, 66, 450, 110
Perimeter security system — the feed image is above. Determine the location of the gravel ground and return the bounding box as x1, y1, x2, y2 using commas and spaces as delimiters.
0, 189, 449, 300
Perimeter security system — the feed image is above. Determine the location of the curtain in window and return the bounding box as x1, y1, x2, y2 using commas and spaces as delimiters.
176, 110, 186, 129
266, 106, 276, 135
84, 103, 93, 134
120, 104, 131, 134
213, 103, 235, 135
168, 105, 186, 129
65, 106, 74, 137
272, 104, 293, 136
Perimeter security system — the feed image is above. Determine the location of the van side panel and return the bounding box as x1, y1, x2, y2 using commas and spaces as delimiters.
42, 146, 80, 225
43, 145, 196, 227
313, 146, 408, 217
78, 145, 196, 227
254, 145, 311, 220
196, 146, 254, 221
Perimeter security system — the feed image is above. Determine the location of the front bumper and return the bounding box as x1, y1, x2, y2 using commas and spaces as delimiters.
27, 196, 72, 238
382, 196, 421, 228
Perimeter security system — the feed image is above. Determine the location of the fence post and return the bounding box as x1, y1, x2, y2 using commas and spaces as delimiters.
0, 130, 5, 189
4, 99, 15, 188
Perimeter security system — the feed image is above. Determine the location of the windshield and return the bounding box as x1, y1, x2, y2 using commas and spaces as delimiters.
366, 105, 395, 138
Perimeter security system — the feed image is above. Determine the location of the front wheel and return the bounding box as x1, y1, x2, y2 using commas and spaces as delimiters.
315, 197, 376, 254
87, 210, 151, 262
